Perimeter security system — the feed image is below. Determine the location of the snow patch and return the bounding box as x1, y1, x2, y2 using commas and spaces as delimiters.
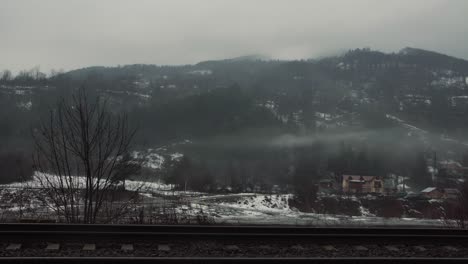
132, 151, 165, 169
170, 153, 183, 161
17, 101, 32, 110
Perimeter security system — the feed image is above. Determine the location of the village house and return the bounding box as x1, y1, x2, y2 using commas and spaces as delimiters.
318, 178, 337, 194
439, 160, 464, 177
420, 187, 444, 199
420, 187, 462, 200
342, 175, 384, 194
444, 188, 461, 200
318, 178, 335, 194
317, 174, 342, 194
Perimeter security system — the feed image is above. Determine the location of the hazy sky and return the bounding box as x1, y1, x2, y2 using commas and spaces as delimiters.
1, 0, 468, 73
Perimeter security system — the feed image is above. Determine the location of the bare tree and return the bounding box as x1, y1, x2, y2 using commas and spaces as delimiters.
33, 87, 142, 223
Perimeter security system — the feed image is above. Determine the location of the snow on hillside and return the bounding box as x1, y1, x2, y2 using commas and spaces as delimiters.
0, 172, 145, 190
196, 194, 293, 213
386, 113, 468, 150
101, 89, 151, 100
385, 114, 428, 135
170, 153, 183, 161
0, 172, 194, 198
431, 76, 464, 88
187, 193, 446, 227
188, 69, 212, 75
17, 101, 32, 110
131, 150, 165, 169
188, 193, 298, 221
0, 172, 86, 189
124, 180, 172, 193
0, 175, 449, 227
132, 144, 187, 170
385, 113, 468, 151
235, 194, 291, 210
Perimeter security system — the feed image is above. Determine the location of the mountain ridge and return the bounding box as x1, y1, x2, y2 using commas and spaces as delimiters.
61, 47, 468, 78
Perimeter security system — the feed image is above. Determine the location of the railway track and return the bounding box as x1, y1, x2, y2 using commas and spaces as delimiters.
0, 223, 467, 262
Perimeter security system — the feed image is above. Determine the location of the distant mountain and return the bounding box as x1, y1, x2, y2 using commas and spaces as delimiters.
61, 47, 468, 81
330, 47, 468, 74
398, 47, 468, 73
4, 47, 468, 188
198, 54, 271, 64
3, 47, 468, 155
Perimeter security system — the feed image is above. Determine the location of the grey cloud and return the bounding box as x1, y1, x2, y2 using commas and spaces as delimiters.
1, 0, 468, 73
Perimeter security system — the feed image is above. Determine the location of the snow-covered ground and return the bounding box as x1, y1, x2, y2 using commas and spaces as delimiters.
131, 146, 185, 170
0, 172, 86, 189
0, 173, 448, 227
185, 193, 446, 227
0, 172, 134, 190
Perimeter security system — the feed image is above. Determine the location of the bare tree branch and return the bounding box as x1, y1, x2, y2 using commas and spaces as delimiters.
32, 87, 142, 223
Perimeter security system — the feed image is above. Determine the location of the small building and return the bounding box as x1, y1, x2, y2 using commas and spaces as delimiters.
420, 187, 444, 199
444, 188, 461, 200
318, 174, 341, 194
318, 179, 336, 194
342, 175, 384, 194
439, 160, 463, 176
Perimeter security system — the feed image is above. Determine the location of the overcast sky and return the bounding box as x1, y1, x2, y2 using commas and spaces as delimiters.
1, 0, 468, 73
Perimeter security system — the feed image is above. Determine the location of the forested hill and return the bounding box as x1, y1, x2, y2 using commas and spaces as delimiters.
2, 47, 468, 170
56, 47, 468, 141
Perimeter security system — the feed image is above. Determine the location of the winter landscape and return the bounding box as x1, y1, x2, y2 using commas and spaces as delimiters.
2, 47, 468, 227
1, 1, 468, 230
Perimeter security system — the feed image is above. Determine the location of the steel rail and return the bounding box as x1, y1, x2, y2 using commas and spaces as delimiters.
0, 223, 466, 236
0, 257, 467, 263
0, 224, 467, 262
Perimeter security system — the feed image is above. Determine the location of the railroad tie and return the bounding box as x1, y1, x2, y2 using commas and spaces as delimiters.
45, 243, 60, 251
121, 244, 134, 251
225, 245, 240, 251
322, 245, 337, 251
158, 244, 170, 251
258, 245, 272, 250
291, 245, 304, 251
413, 246, 426, 252
82, 244, 96, 251
6, 243, 21, 251
443, 246, 458, 252
385, 245, 399, 252
354, 245, 368, 251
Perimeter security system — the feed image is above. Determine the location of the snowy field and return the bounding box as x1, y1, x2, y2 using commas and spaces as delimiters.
185, 193, 447, 227
0, 174, 448, 227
